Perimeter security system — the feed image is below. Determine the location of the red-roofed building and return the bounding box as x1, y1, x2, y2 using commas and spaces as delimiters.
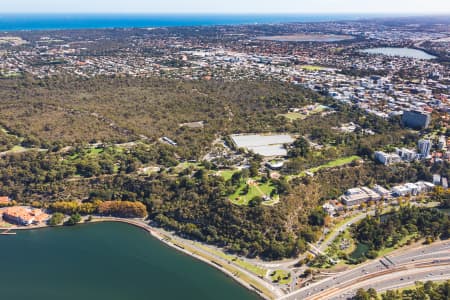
0, 196, 10, 205
2, 207, 49, 226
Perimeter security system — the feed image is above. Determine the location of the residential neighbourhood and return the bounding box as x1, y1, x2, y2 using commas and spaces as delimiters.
0, 8, 449, 300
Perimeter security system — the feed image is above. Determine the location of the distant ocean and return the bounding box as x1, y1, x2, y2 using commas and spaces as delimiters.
0, 14, 380, 31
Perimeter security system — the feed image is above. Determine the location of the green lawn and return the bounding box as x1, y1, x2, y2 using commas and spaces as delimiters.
308, 156, 360, 173
68, 147, 104, 160
217, 169, 237, 181
300, 65, 326, 71
377, 233, 417, 257
279, 112, 307, 121
229, 178, 278, 206
173, 162, 202, 173
88, 147, 104, 155
196, 244, 267, 277
289, 155, 360, 180
270, 270, 292, 285
10, 145, 26, 152
68, 153, 79, 160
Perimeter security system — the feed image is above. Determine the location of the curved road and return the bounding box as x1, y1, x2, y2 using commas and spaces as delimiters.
281, 241, 450, 300
328, 265, 450, 300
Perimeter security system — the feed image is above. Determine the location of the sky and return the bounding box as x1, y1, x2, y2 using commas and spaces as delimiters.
1, 0, 449, 14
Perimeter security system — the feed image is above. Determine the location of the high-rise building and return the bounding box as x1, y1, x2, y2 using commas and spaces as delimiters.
418, 139, 432, 158
438, 135, 447, 150
402, 110, 431, 130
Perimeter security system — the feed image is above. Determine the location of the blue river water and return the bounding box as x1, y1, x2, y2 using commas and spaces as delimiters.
0, 222, 260, 300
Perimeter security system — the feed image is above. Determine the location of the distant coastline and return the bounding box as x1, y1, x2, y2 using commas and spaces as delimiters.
0, 13, 383, 31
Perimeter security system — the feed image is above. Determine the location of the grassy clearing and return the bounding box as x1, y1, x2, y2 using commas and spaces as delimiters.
217, 169, 237, 181
196, 244, 267, 277
88, 147, 104, 155
68, 153, 79, 160
308, 156, 360, 173
300, 65, 326, 71
288, 155, 360, 180
270, 270, 292, 285
10, 145, 26, 152
229, 178, 278, 206
377, 233, 417, 257
279, 112, 306, 121
68, 147, 105, 160
235, 259, 268, 278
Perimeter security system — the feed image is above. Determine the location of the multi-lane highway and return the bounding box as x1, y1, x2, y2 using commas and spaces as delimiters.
281, 241, 450, 300
328, 265, 450, 300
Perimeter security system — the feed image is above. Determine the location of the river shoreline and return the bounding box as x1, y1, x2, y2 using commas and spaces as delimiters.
1, 217, 274, 300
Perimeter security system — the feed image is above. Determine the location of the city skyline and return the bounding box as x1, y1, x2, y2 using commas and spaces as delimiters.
1, 0, 450, 14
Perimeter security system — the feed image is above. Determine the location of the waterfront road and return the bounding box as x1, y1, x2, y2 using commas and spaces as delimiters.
280, 241, 450, 300
328, 265, 450, 300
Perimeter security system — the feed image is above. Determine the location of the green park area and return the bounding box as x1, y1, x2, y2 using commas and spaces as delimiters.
288, 155, 360, 180
279, 112, 307, 121
229, 178, 279, 206
300, 65, 326, 71
270, 270, 292, 285
376, 233, 417, 257
68, 145, 126, 160
307, 156, 360, 173
216, 169, 236, 181
10, 145, 27, 152
196, 243, 268, 277
217, 170, 280, 206
325, 229, 418, 266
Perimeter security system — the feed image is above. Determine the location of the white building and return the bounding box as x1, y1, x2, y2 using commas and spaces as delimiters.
372, 185, 391, 199
392, 185, 412, 197
438, 136, 447, 150
433, 174, 442, 185
415, 181, 435, 193
375, 151, 402, 165
341, 187, 381, 206
396, 148, 418, 162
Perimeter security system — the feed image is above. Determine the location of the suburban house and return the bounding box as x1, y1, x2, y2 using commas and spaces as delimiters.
0, 196, 10, 205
